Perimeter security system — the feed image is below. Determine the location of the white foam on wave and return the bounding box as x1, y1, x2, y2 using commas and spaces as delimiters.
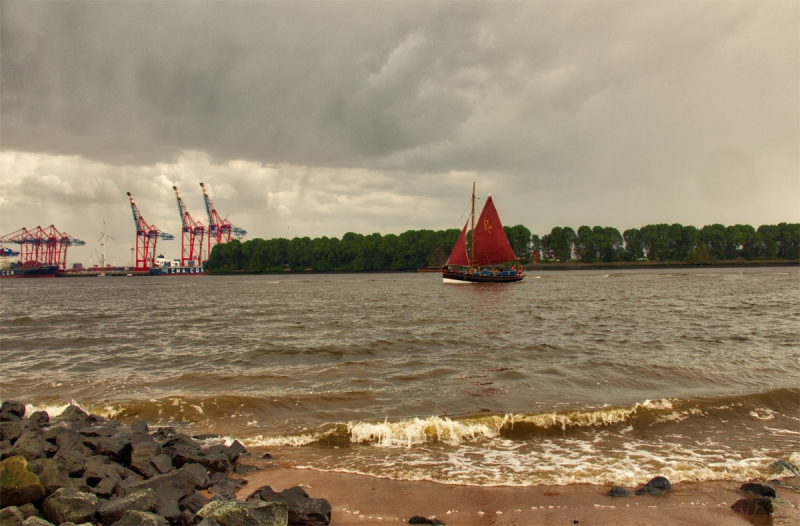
242, 431, 332, 448
23, 400, 83, 418
348, 415, 505, 447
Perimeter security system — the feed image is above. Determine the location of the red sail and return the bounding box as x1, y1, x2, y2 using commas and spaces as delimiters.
446, 221, 470, 266
472, 195, 517, 266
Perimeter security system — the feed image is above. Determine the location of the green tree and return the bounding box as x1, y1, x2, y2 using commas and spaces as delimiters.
622, 228, 643, 261
504, 224, 533, 263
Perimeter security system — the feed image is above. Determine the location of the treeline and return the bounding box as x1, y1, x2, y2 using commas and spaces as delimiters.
536, 223, 800, 263
205, 222, 798, 272
205, 225, 533, 272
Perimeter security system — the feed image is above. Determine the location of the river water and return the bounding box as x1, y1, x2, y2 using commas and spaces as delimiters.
1, 267, 798, 486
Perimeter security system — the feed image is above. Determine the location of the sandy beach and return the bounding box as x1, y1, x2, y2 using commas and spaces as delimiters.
235, 462, 800, 526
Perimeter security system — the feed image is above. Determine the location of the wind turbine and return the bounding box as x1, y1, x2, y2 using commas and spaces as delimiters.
99, 220, 114, 268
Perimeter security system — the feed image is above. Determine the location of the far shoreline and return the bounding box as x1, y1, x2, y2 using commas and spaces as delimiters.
205, 259, 799, 275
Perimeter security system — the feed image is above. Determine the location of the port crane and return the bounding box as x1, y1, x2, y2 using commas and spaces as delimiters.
0, 225, 86, 270
127, 192, 174, 270
199, 182, 247, 256
173, 186, 207, 267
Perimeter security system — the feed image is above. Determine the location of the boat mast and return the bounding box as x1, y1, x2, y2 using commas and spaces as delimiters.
470, 182, 475, 270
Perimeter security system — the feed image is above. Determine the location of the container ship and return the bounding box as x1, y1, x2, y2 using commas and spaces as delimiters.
0, 249, 58, 278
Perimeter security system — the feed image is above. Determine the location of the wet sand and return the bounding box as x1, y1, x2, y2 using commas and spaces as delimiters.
235, 464, 800, 525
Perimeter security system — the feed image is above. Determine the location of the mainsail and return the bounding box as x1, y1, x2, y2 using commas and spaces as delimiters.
471, 196, 517, 266
446, 221, 470, 267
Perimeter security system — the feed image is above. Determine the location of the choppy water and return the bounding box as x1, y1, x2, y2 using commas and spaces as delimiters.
2, 267, 799, 486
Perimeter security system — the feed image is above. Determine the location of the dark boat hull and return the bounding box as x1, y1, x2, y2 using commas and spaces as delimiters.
442, 270, 525, 283
1, 265, 58, 278
149, 266, 205, 276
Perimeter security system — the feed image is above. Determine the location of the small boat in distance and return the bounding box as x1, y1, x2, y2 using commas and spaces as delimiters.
442, 183, 525, 284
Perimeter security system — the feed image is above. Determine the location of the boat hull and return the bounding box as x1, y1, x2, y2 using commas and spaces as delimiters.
442, 270, 525, 284
149, 266, 205, 276
1, 265, 58, 278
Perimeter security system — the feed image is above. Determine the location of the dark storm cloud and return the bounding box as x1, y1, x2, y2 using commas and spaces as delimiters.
0, 0, 797, 254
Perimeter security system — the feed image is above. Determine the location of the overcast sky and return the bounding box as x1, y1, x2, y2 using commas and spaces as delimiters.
1, 0, 797, 265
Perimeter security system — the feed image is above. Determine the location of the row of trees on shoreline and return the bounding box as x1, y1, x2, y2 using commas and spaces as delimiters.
204, 222, 799, 272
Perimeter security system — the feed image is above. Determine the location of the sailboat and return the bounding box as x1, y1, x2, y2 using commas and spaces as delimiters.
442, 183, 525, 283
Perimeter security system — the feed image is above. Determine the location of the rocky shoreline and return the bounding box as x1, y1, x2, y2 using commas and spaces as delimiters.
0, 401, 329, 526
2, 400, 798, 525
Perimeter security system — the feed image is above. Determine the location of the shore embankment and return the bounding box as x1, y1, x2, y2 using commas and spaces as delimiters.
2, 401, 798, 526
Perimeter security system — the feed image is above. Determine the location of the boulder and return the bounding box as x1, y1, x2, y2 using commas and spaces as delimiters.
607, 486, 633, 497
1, 421, 23, 444
56, 406, 91, 427
27, 413, 49, 429
130, 442, 163, 478
207, 441, 246, 463
155, 499, 182, 522
95, 433, 132, 465
247, 486, 330, 526
1, 401, 26, 419
28, 457, 77, 496
0, 506, 24, 526
171, 446, 231, 474
0, 411, 21, 423
152, 454, 174, 475
635, 476, 671, 496
233, 464, 260, 475
54, 449, 88, 477
179, 491, 210, 514
6, 431, 47, 462
42, 487, 97, 525
96, 488, 158, 526
408, 517, 445, 525
113, 510, 169, 526
739, 483, 776, 498
770, 459, 800, 476
130, 421, 149, 434
197, 500, 288, 526
152, 427, 176, 441
0, 455, 45, 507
196, 519, 222, 526
119, 463, 209, 503
17, 503, 43, 520
281, 487, 331, 526
731, 497, 773, 516
19, 518, 54, 526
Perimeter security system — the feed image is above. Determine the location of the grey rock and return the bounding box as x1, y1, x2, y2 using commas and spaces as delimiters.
130, 442, 162, 478
1, 422, 23, 444
130, 432, 156, 447
197, 500, 288, 526
28, 457, 77, 496
56, 407, 90, 427
17, 503, 42, 520
27, 413, 49, 429
247, 486, 330, 526
19, 517, 54, 526
155, 499, 181, 521
96, 488, 158, 526
1, 402, 26, 419
151, 454, 173, 475
0, 506, 24, 526
113, 510, 169, 526
54, 449, 87, 478
635, 476, 671, 496
739, 483, 776, 498
179, 491, 210, 514
7, 431, 47, 462
95, 434, 132, 465
770, 459, 800, 477
607, 486, 633, 497
0, 411, 21, 423
42, 487, 97, 525
233, 464, 260, 475
731, 497, 773, 516
119, 463, 209, 503
151, 427, 176, 440
130, 421, 149, 434
195, 519, 222, 526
